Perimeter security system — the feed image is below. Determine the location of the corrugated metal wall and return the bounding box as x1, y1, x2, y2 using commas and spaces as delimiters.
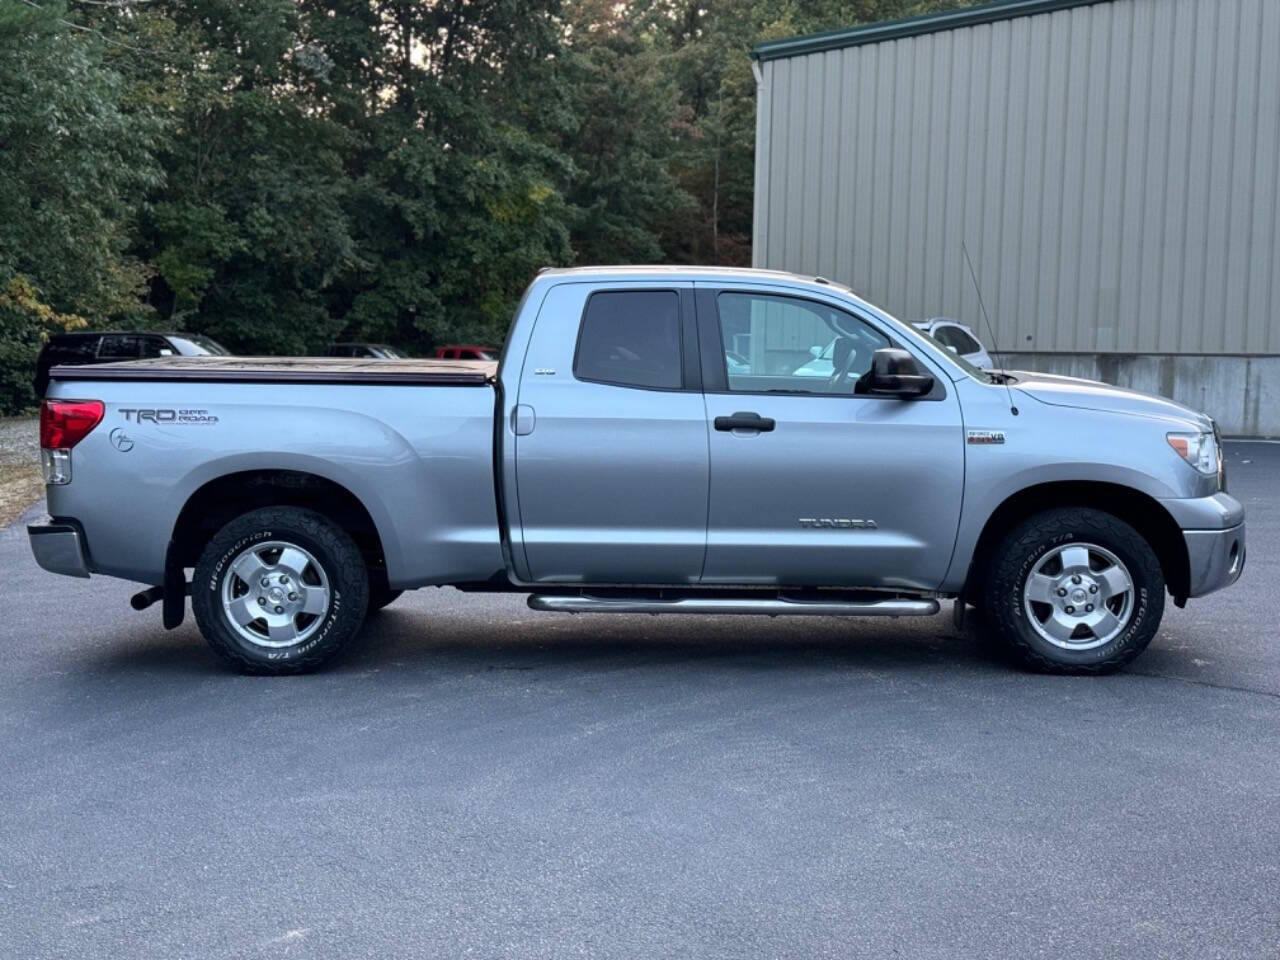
753, 0, 1280, 356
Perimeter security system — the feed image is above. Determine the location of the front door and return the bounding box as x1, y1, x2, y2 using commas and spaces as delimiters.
513, 281, 708, 584
698, 286, 964, 590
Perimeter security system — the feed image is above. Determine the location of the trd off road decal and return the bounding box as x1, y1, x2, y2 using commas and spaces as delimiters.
120, 408, 219, 425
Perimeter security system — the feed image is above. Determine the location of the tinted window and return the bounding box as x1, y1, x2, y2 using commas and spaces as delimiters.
931, 325, 979, 355
140, 337, 171, 358
98, 335, 140, 359
715, 293, 889, 394
47, 337, 97, 362
575, 291, 682, 390
933, 326, 961, 351
952, 328, 982, 354
166, 335, 231, 356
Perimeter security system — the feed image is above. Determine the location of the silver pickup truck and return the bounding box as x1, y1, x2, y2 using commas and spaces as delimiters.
29, 266, 1245, 675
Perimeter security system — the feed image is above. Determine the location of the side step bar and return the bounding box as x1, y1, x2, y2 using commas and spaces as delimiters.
528, 595, 939, 617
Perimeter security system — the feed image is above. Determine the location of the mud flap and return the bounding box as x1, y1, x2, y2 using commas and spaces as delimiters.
162, 540, 188, 630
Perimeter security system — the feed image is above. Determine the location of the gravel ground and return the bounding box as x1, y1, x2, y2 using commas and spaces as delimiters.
0, 416, 40, 527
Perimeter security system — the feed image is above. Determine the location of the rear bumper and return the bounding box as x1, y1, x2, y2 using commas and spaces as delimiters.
28, 521, 91, 579
1183, 523, 1245, 598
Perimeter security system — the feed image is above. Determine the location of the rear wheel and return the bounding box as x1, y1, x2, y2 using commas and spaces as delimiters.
984, 508, 1164, 674
192, 506, 369, 674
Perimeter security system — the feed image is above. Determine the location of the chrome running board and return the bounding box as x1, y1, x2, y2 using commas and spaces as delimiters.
527, 595, 939, 617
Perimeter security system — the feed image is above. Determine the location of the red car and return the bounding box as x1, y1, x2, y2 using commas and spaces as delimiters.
435, 344, 499, 360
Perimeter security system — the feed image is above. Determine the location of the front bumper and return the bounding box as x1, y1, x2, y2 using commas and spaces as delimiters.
1157, 492, 1245, 599
1183, 523, 1245, 598
28, 521, 91, 579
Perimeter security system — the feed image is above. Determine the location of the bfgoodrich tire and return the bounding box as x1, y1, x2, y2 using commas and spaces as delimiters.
984, 508, 1165, 674
192, 506, 369, 674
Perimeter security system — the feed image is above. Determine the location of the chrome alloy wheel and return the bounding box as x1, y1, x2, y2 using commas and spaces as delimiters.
220, 540, 331, 648
1022, 542, 1135, 650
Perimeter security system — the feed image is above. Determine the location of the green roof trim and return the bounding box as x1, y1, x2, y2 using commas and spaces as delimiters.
751, 0, 1112, 61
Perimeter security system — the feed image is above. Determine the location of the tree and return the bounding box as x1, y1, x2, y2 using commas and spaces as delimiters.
559, 2, 693, 265
0, 0, 160, 412
650, 0, 976, 266
0, 0, 986, 410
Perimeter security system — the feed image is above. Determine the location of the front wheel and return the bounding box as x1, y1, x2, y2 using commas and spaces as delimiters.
984, 508, 1165, 674
192, 506, 369, 674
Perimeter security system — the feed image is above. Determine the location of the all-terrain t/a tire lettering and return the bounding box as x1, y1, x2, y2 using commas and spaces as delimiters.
984, 507, 1165, 675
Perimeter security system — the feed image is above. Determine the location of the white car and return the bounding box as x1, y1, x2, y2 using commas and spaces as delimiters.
911, 318, 993, 368
792, 317, 993, 381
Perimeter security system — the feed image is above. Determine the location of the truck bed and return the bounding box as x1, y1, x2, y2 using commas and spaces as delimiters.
49, 356, 498, 386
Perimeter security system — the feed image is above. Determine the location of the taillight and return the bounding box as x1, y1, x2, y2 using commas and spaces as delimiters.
40, 399, 104, 449
40, 400, 104, 485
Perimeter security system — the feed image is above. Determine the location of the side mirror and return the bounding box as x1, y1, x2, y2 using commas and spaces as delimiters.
809, 345, 823, 359
946, 344, 958, 354
858, 348, 935, 398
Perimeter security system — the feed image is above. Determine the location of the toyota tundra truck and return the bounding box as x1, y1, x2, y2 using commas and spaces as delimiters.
28, 266, 1245, 674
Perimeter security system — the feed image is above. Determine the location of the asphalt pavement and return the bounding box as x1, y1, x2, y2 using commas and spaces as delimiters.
1, 442, 1277, 959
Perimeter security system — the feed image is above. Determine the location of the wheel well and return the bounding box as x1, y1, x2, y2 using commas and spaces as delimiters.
964, 481, 1190, 602
170, 470, 388, 587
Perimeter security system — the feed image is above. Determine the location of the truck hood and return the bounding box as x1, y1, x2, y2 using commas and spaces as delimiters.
1009, 370, 1214, 430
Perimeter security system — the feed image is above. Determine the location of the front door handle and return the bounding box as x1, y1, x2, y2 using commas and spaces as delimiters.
714, 411, 776, 433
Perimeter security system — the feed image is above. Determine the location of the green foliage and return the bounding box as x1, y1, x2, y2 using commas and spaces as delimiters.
0, 277, 85, 414
0, 1, 160, 319
0, 0, 980, 412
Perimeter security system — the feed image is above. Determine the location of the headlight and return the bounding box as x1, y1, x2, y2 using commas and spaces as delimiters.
1167, 431, 1219, 476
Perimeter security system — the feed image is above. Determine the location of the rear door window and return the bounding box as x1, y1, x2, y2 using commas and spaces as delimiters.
574, 290, 682, 390
49, 337, 97, 362
98, 335, 141, 359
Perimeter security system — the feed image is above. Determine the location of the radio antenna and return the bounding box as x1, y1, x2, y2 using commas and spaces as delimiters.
961, 240, 1017, 416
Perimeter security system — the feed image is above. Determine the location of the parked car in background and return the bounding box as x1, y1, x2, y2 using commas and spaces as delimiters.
34, 332, 231, 398
912, 318, 993, 368
435, 344, 499, 360
326, 343, 409, 359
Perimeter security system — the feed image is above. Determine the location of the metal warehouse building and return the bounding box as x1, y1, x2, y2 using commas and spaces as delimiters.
751, 0, 1279, 435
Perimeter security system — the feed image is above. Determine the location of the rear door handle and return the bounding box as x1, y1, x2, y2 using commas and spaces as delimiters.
714, 411, 776, 433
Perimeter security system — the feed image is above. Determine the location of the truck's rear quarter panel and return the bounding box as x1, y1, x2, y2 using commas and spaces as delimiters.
46, 378, 505, 588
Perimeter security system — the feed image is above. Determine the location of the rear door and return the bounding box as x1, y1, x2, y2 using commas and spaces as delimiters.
696, 285, 964, 589
512, 282, 708, 584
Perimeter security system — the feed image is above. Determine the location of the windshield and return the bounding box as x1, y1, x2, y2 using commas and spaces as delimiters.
167, 335, 232, 356
906, 325, 1000, 382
